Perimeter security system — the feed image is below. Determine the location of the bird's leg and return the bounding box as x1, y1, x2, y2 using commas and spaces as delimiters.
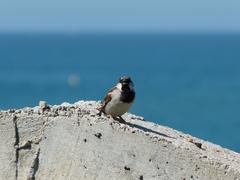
97, 106, 105, 116
117, 116, 127, 124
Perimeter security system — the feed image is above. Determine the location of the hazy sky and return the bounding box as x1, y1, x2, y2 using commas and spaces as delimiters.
1, 0, 240, 32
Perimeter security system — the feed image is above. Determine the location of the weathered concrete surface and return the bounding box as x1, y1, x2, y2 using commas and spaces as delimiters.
0, 101, 240, 180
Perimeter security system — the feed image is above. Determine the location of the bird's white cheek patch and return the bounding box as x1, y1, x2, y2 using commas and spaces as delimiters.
116, 83, 122, 90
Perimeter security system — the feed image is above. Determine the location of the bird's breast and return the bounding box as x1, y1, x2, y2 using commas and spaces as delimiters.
104, 90, 133, 116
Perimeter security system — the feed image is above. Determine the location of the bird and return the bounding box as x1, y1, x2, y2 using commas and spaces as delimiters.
97, 76, 135, 123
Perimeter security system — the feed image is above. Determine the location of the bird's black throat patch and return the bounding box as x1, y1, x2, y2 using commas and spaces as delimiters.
120, 89, 135, 103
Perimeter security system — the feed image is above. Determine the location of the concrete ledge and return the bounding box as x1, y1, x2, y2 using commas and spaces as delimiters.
0, 101, 240, 180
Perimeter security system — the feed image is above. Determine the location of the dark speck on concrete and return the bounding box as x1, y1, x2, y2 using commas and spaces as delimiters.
94, 133, 102, 139
124, 166, 130, 171
139, 175, 143, 180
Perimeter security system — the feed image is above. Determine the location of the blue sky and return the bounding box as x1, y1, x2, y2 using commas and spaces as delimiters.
0, 0, 240, 32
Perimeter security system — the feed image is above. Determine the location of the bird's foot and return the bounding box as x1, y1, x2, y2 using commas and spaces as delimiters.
107, 115, 112, 119
97, 111, 102, 116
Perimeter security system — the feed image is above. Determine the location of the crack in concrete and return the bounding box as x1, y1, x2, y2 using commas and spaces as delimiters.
27, 148, 40, 180
13, 115, 38, 180
13, 115, 19, 180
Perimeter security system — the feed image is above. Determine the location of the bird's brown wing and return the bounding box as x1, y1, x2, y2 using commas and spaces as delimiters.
98, 87, 117, 114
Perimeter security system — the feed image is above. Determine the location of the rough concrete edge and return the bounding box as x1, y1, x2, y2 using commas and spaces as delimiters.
1, 100, 240, 177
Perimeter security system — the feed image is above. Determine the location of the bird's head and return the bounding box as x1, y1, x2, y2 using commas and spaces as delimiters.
118, 76, 134, 91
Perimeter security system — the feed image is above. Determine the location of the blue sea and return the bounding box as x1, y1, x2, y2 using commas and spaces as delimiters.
0, 33, 240, 152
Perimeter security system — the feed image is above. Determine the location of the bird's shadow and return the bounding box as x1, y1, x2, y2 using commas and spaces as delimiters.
125, 121, 176, 139
104, 115, 175, 139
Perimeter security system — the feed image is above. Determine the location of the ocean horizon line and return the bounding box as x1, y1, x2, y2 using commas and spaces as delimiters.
1, 30, 240, 36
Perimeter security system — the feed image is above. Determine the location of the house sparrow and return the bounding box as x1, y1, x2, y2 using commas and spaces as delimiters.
98, 76, 135, 123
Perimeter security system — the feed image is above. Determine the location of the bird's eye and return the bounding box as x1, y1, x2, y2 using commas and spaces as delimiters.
119, 78, 123, 82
